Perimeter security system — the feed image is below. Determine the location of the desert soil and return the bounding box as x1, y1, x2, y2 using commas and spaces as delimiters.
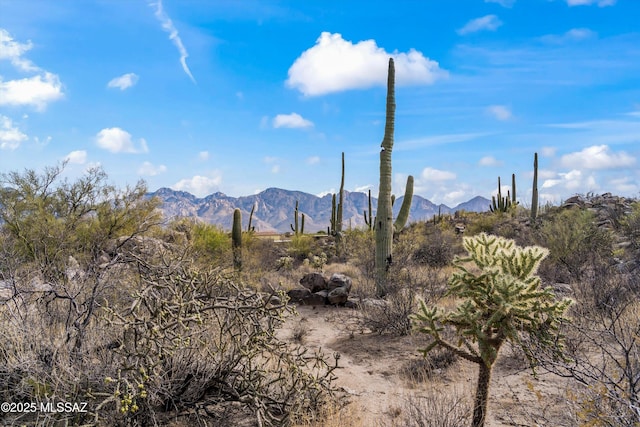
279, 304, 576, 427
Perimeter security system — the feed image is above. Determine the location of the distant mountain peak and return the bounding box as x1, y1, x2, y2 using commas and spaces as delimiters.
150, 187, 490, 232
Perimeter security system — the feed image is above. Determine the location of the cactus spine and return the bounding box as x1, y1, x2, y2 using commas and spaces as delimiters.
375, 58, 396, 297
531, 152, 539, 221
232, 208, 242, 271
290, 200, 305, 235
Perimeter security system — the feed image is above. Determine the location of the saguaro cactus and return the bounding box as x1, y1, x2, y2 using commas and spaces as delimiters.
290, 200, 305, 235
337, 152, 345, 234
232, 208, 242, 271
247, 203, 256, 232
375, 58, 397, 297
364, 189, 374, 231
531, 152, 539, 222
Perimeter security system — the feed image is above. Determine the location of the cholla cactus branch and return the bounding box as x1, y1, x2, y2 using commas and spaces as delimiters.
413, 232, 572, 427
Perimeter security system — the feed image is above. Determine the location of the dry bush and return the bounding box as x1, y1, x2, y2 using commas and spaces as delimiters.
395, 388, 471, 427
531, 269, 640, 427
356, 265, 449, 336
0, 245, 341, 426
400, 348, 458, 385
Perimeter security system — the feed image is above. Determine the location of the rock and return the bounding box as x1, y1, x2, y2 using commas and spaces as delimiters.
300, 272, 327, 293
302, 292, 327, 306
327, 273, 352, 292
344, 299, 358, 309
327, 287, 349, 305
315, 290, 329, 300
287, 288, 312, 303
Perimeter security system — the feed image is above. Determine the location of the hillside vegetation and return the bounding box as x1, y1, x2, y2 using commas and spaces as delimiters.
1, 163, 639, 426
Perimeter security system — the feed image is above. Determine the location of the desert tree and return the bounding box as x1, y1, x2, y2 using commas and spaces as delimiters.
0, 162, 162, 354
413, 232, 572, 427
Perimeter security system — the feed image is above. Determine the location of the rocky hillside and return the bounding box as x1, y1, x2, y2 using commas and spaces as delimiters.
149, 187, 491, 232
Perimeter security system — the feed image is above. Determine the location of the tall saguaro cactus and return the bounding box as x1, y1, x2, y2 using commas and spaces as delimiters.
337, 152, 345, 234
290, 200, 305, 235
531, 152, 539, 222
232, 208, 242, 271
375, 58, 397, 297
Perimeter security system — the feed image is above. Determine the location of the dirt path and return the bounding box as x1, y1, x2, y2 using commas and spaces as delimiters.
279, 304, 576, 427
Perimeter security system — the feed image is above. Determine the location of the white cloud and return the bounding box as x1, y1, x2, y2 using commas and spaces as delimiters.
306, 156, 320, 165
138, 161, 167, 176
317, 188, 336, 198
286, 32, 446, 96
0, 29, 38, 72
487, 105, 512, 121
540, 28, 597, 44
263, 156, 278, 163
560, 145, 635, 169
148, 0, 196, 83
421, 167, 456, 181
173, 173, 222, 197
270, 165, 280, 174
198, 151, 209, 161
354, 184, 372, 193
0, 73, 63, 111
485, 0, 515, 7
457, 15, 503, 35
541, 146, 557, 157
95, 127, 149, 153
64, 150, 87, 164
0, 115, 28, 150
107, 73, 139, 90
273, 113, 314, 129
566, 0, 616, 6
479, 156, 503, 167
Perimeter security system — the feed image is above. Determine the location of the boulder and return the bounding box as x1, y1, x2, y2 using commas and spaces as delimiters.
327, 273, 352, 292
300, 272, 328, 293
287, 288, 312, 303
302, 292, 327, 306
327, 287, 349, 305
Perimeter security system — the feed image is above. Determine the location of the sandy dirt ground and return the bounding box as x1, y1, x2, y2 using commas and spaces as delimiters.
279, 304, 576, 427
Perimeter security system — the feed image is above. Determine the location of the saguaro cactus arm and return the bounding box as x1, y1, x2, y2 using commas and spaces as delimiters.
394, 175, 414, 232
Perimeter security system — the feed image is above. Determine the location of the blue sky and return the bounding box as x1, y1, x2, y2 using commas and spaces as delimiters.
1, 0, 639, 206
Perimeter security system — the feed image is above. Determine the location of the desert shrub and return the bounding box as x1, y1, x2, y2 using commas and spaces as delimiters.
535, 273, 640, 427
621, 200, 640, 253
358, 287, 416, 336
190, 222, 231, 264
401, 348, 458, 384
343, 229, 375, 280
412, 228, 456, 268
536, 208, 613, 283
397, 388, 471, 427
464, 211, 505, 235
0, 164, 339, 426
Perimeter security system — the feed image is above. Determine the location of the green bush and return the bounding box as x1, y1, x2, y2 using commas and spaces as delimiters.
191, 222, 231, 264
536, 208, 612, 283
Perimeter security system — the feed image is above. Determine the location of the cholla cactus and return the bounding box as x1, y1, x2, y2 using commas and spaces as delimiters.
413, 232, 572, 427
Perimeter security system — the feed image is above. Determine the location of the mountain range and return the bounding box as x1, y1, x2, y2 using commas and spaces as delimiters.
149, 188, 491, 233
